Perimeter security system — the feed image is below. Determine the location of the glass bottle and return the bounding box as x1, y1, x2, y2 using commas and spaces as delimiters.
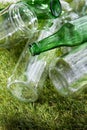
21, 0, 62, 19
0, 2, 38, 48
7, 42, 57, 102
29, 15, 87, 55
49, 42, 87, 96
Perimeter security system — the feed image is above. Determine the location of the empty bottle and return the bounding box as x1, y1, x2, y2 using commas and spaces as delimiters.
7, 42, 57, 102
29, 15, 87, 55
0, 2, 38, 48
49, 42, 87, 96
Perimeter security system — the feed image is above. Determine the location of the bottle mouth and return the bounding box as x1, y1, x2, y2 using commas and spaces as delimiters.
50, 0, 62, 18
9, 2, 38, 36
7, 80, 38, 102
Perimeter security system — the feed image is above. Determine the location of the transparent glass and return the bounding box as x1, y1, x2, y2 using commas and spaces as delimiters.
49, 42, 87, 96
60, 0, 87, 24
7, 42, 57, 102
70, 0, 87, 16
0, 2, 38, 48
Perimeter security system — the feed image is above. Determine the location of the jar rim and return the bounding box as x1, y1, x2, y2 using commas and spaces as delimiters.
9, 2, 38, 33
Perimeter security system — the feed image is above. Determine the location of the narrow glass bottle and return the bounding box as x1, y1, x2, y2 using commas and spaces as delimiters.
29, 15, 87, 55
49, 42, 87, 96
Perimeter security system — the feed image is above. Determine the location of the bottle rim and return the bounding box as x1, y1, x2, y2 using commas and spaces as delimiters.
7, 80, 38, 102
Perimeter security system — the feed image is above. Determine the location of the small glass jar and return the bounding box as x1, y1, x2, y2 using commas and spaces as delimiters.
49, 42, 87, 96
0, 2, 38, 48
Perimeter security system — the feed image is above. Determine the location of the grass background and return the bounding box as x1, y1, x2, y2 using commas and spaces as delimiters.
0, 1, 87, 130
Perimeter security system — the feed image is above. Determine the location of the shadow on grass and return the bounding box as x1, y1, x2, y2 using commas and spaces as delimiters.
5, 117, 43, 130
2, 97, 87, 130
2, 114, 54, 130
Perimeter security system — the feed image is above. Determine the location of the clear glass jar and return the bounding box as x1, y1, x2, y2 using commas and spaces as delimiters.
7, 42, 57, 102
0, 2, 38, 48
49, 42, 87, 96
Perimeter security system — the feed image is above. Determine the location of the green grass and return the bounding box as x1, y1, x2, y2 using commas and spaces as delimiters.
0, 2, 87, 130
0, 44, 87, 130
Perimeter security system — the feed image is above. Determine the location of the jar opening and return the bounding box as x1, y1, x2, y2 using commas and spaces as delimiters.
9, 2, 38, 34
7, 80, 38, 102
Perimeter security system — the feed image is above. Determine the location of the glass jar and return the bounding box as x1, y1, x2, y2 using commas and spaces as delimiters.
7, 42, 57, 102
49, 42, 87, 96
0, 2, 38, 48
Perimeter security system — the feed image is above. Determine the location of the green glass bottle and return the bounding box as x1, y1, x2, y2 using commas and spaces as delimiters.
29, 15, 87, 55
21, 0, 62, 19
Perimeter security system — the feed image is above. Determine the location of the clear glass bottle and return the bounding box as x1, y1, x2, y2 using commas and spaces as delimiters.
0, 2, 38, 48
7, 42, 57, 102
49, 42, 87, 96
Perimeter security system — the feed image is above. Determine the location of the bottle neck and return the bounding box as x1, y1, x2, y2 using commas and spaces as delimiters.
29, 23, 74, 55
50, 0, 62, 18
9, 2, 38, 38
29, 31, 61, 55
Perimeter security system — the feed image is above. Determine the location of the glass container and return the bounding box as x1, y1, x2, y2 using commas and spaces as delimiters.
0, 2, 38, 48
7, 42, 57, 102
49, 42, 87, 96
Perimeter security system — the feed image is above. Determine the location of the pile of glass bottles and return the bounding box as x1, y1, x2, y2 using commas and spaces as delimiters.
0, 0, 87, 102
